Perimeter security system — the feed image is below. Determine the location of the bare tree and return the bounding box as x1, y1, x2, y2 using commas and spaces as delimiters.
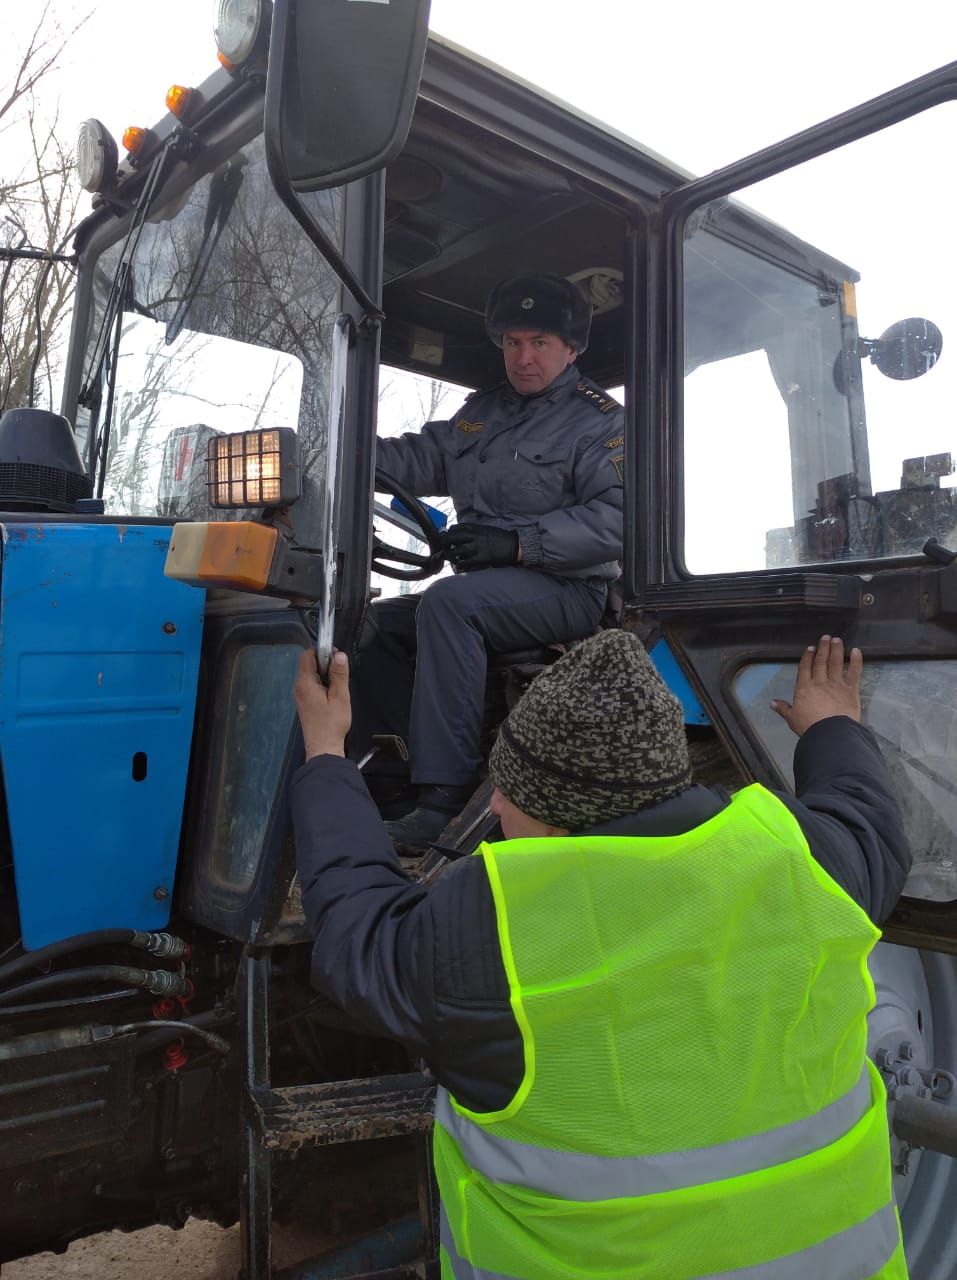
0, 4, 88, 412
378, 367, 460, 441
1, 104, 79, 410
375, 367, 462, 596
0, 4, 76, 142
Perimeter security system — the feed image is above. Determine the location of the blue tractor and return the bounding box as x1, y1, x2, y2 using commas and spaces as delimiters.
3, 3, 957, 1275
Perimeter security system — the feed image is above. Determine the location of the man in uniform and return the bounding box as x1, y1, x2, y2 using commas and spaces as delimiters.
292, 632, 911, 1279
353, 272, 625, 848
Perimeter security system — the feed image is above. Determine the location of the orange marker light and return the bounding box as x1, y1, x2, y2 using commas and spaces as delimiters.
122, 126, 149, 156
166, 85, 194, 119
217, 51, 237, 72
164, 522, 279, 593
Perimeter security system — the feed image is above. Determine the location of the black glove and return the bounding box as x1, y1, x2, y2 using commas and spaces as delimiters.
441, 523, 520, 572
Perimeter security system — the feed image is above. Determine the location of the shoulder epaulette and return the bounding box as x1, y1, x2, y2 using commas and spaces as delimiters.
575, 381, 620, 414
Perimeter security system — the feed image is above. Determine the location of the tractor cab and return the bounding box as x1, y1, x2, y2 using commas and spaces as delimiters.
3, 1, 957, 1274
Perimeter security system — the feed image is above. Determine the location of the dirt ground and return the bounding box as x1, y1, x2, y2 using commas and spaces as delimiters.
3, 1219, 332, 1280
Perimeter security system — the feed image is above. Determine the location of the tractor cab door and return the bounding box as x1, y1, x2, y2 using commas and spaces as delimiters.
628, 61, 957, 954
630, 68, 957, 1267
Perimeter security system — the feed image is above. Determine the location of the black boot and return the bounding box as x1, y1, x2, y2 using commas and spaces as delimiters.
385, 783, 475, 852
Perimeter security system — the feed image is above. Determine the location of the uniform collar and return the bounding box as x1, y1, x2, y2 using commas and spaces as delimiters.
504, 362, 580, 408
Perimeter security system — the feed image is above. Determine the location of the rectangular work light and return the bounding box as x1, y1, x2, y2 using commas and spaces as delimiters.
206, 428, 300, 508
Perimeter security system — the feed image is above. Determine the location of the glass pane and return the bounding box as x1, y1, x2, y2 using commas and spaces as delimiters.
80, 134, 341, 548
683, 103, 957, 573
734, 660, 957, 902
374, 365, 462, 600
103, 317, 303, 519
209, 644, 301, 891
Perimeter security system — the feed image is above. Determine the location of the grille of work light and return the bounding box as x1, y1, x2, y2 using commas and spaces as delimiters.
206, 428, 300, 508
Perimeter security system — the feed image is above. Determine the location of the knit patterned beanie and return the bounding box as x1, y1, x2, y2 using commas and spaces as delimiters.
488, 630, 692, 831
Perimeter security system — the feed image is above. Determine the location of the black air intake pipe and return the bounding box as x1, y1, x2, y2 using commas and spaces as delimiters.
0, 407, 92, 511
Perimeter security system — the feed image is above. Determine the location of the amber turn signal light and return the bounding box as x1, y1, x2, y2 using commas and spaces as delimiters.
165, 85, 195, 120
165, 521, 279, 593
122, 126, 150, 156
164, 519, 324, 603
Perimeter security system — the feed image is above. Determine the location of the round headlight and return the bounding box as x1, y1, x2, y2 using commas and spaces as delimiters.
76, 119, 119, 194
215, 0, 268, 67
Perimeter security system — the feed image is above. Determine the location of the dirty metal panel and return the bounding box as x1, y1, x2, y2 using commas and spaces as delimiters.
0, 522, 205, 948
0, 1035, 136, 1168
250, 1071, 436, 1151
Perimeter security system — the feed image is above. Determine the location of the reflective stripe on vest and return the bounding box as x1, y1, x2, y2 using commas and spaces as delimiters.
440, 1201, 902, 1280
436, 1065, 871, 1201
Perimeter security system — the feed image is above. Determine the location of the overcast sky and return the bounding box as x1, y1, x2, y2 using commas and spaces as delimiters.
4, 1, 956, 578
4, 0, 956, 186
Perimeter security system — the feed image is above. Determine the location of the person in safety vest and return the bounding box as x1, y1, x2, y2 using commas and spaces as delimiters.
352, 272, 624, 852
292, 630, 912, 1280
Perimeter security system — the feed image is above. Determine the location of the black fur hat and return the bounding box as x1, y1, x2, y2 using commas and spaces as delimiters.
486, 273, 592, 353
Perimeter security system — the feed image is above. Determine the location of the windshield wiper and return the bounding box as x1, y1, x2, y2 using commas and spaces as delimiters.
79, 135, 181, 495
165, 156, 247, 347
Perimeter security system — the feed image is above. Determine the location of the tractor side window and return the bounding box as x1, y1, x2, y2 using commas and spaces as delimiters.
682, 103, 956, 574
374, 365, 462, 599
209, 643, 301, 891
734, 659, 957, 902
685, 352, 792, 573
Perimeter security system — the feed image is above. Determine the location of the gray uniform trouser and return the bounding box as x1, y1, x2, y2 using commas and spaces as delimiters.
351, 567, 607, 786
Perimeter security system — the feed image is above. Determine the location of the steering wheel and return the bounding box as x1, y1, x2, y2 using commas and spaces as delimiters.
372, 467, 447, 580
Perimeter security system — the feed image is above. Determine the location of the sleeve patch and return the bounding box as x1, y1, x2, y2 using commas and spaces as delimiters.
604, 436, 624, 449
610, 453, 625, 482
456, 420, 485, 433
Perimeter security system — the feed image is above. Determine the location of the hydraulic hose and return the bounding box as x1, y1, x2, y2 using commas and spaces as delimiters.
0, 1018, 230, 1061
132, 1008, 235, 1056
0, 928, 189, 988
0, 965, 191, 1007
0, 988, 139, 1018
116, 1021, 230, 1056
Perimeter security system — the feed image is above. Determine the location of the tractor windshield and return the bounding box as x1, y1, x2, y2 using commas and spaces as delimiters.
73, 133, 341, 545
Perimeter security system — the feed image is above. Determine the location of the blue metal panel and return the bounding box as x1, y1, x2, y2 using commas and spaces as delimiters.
0, 523, 204, 949
649, 637, 711, 726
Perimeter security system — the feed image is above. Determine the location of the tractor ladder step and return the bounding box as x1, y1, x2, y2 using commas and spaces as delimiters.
248, 1069, 436, 1151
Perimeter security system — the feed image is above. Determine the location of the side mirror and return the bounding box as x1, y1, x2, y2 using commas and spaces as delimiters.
265, 0, 431, 194
864, 317, 943, 381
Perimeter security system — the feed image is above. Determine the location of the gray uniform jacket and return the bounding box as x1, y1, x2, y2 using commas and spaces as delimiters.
376, 364, 624, 580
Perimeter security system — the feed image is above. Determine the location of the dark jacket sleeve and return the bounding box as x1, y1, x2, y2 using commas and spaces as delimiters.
774, 716, 912, 925
291, 754, 521, 1110
291, 754, 436, 1057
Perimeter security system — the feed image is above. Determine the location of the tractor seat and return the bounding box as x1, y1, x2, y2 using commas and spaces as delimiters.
486, 644, 563, 670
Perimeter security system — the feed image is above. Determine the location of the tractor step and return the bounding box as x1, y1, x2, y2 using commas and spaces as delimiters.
248, 1070, 436, 1150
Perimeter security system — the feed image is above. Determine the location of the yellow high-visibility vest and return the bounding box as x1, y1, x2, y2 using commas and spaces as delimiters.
434, 783, 907, 1279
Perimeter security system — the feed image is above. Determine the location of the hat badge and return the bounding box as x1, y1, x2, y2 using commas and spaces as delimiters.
521, 296, 534, 309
